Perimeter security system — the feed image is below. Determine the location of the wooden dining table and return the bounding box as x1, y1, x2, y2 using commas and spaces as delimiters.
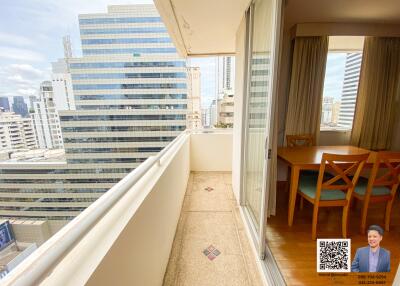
277, 145, 373, 226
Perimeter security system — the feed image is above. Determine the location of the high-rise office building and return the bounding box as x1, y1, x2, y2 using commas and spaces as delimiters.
186, 67, 202, 129
337, 53, 362, 129
60, 4, 187, 167
0, 5, 187, 234
0, 97, 10, 112
12, 97, 29, 118
31, 81, 64, 149
216, 56, 235, 96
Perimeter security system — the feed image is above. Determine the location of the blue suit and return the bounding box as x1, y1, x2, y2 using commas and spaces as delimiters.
351, 246, 390, 272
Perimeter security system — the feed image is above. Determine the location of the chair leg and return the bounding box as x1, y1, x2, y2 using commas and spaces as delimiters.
342, 205, 350, 238
312, 205, 319, 240
300, 197, 304, 210
384, 199, 394, 232
360, 197, 370, 235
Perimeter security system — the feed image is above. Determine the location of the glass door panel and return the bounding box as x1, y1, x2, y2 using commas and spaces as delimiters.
243, 0, 277, 256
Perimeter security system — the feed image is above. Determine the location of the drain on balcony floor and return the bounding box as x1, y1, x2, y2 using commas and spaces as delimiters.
204, 187, 214, 192
203, 245, 221, 261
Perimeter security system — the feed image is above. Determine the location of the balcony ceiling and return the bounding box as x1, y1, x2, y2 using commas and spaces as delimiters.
285, 0, 400, 28
154, 0, 251, 57
156, 0, 400, 58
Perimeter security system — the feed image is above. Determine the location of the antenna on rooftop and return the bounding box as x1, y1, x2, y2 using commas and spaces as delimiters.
63, 36, 73, 59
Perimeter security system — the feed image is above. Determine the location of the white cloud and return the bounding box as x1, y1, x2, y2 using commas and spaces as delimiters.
16, 88, 37, 96
8, 64, 44, 78
0, 32, 35, 47
0, 47, 45, 62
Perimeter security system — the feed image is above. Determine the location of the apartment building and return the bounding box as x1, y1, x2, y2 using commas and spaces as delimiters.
0, 111, 37, 151
31, 81, 64, 149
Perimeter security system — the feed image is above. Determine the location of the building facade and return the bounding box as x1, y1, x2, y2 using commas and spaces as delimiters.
0, 97, 10, 112
337, 53, 362, 129
0, 111, 37, 151
0, 5, 187, 234
217, 92, 234, 126
31, 81, 64, 149
12, 97, 28, 118
186, 67, 202, 129
60, 4, 187, 167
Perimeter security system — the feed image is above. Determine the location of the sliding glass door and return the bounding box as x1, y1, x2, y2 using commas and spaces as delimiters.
242, 0, 281, 258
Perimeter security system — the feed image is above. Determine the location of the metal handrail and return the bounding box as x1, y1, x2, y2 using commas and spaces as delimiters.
2, 130, 190, 286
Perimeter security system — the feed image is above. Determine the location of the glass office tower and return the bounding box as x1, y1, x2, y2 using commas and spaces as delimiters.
0, 5, 187, 234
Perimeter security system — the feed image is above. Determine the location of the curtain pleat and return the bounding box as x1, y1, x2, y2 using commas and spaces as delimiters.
284, 36, 329, 144
351, 37, 400, 150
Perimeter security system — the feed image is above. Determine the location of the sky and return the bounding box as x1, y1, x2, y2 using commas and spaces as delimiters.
323, 53, 347, 101
0, 0, 217, 108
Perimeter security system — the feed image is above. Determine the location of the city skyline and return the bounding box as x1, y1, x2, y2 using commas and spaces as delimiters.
0, 1, 219, 109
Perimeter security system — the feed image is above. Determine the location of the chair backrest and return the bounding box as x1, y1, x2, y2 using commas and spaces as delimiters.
367, 151, 400, 194
315, 153, 370, 202
286, 134, 314, 147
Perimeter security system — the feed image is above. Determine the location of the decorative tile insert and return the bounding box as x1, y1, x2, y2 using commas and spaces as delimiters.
203, 245, 221, 261
204, 187, 214, 192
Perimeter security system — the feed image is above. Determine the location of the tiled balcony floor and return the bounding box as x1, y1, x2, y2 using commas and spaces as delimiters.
163, 172, 264, 286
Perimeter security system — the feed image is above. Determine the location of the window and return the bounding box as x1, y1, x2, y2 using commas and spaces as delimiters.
320, 37, 364, 131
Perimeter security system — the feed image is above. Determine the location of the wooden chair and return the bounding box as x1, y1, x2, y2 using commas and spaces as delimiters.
286, 134, 314, 147
352, 151, 400, 234
297, 153, 369, 240
286, 134, 316, 181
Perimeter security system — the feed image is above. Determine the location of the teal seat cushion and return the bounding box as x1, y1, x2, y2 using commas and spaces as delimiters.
298, 175, 346, 201
354, 177, 391, 197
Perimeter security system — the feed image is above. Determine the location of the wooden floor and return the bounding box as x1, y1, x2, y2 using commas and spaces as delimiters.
266, 183, 400, 286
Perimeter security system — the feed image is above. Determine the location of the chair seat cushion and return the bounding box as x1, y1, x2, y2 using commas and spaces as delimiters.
298, 175, 346, 201
354, 177, 391, 196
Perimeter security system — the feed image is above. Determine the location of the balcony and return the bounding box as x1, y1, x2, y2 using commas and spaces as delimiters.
1, 130, 265, 286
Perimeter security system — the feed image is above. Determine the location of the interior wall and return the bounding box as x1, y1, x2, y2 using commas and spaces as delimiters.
232, 15, 247, 202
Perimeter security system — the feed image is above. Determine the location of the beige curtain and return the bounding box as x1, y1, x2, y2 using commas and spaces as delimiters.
284, 36, 329, 144
351, 37, 400, 150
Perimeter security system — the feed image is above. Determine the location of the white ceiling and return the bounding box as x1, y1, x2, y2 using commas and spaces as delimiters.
154, 0, 251, 57
155, 0, 400, 57
284, 0, 400, 29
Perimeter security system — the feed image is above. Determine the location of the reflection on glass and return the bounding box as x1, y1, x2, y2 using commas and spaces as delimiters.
244, 0, 274, 230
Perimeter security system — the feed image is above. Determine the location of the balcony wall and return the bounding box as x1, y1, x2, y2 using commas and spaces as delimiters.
3, 131, 233, 286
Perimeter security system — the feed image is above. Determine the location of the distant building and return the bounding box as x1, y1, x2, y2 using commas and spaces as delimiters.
51, 37, 75, 111
209, 100, 217, 127
201, 108, 210, 127
0, 97, 10, 112
31, 81, 64, 149
12, 97, 28, 118
217, 92, 234, 126
186, 67, 202, 129
321, 96, 334, 125
337, 53, 362, 129
0, 111, 37, 151
51, 60, 75, 111
216, 56, 235, 96
28, 96, 37, 112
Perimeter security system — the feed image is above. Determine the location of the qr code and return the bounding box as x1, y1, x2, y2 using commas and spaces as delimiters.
317, 239, 351, 272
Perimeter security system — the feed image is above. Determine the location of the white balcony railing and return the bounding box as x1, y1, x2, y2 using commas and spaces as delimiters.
2, 129, 233, 286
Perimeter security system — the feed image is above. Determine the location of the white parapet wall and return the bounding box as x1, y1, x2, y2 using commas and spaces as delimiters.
190, 131, 233, 172
2, 131, 234, 286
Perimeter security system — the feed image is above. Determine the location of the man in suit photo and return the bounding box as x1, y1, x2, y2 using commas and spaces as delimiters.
351, 225, 390, 272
